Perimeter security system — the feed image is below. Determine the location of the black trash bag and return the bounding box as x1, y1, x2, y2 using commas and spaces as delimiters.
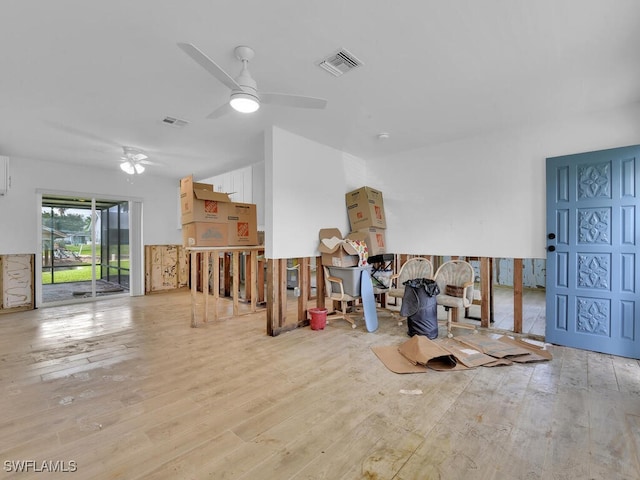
400, 278, 440, 339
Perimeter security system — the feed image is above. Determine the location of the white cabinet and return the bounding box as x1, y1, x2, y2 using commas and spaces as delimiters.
0, 156, 8, 196
202, 165, 252, 203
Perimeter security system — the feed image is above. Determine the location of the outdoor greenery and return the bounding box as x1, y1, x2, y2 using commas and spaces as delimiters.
42, 210, 91, 233
42, 241, 131, 284
64, 244, 92, 256
52, 245, 130, 256
41, 206, 130, 285
110, 260, 130, 269
42, 262, 130, 284
42, 266, 94, 284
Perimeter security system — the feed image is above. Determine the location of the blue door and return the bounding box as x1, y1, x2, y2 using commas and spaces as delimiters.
546, 145, 640, 359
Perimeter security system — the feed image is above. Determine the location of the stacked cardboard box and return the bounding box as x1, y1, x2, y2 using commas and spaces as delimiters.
180, 175, 258, 247
345, 186, 387, 256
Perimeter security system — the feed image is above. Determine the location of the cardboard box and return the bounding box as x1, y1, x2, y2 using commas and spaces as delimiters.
321, 251, 359, 268
318, 228, 359, 268
346, 186, 386, 230
180, 175, 258, 247
349, 227, 386, 256
226, 202, 258, 246
182, 190, 231, 224
182, 222, 229, 247
180, 175, 232, 224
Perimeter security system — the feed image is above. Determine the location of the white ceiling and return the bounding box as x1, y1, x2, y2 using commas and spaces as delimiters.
2, 0, 639, 180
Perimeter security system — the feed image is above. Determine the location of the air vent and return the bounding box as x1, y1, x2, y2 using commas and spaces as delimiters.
161, 116, 189, 128
318, 48, 363, 77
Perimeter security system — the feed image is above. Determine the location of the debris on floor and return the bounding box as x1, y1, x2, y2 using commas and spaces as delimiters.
372, 333, 552, 374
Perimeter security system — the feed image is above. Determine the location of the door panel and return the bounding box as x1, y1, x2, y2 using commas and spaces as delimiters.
40, 195, 131, 305
546, 145, 640, 359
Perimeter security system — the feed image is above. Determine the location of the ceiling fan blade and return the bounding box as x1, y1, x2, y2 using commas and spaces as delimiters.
119, 157, 162, 167
260, 93, 327, 109
206, 102, 234, 119
45, 121, 120, 147
177, 42, 242, 92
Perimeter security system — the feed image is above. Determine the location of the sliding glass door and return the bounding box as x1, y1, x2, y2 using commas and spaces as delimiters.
41, 195, 131, 305
101, 201, 130, 291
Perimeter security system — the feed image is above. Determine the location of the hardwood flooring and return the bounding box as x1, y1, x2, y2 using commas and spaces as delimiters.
0, 289, 638, 479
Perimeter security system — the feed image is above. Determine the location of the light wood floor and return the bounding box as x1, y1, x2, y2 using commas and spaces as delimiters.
1, 289, 639, 479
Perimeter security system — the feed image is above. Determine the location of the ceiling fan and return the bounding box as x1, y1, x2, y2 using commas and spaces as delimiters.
177, 42, 328, 119
120, 146, 152, 175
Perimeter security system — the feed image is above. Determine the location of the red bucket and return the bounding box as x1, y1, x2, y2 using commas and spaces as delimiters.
309, 307, 328, 330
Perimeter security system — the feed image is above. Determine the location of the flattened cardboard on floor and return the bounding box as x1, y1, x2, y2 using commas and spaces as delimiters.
497, 336, 553, 362
372, 335, 459, 373
372, 333, 552, 374
398, 335, 457, 371
455, 335, 532, 359
436, 338, 498, 368
371, 345, 428, 374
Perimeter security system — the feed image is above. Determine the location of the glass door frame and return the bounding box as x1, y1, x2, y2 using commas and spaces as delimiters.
36, 189, 144, 307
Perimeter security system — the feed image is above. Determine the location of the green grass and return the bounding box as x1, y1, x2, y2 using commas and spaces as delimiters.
65, 244, 85, 255
42, 263, 130, 284
109, 260, 130, 269
51, 244, 130, 257
42, 266, 95, 284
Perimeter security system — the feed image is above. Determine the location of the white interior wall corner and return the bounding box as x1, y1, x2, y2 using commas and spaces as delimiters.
264, 127, 275, 258
0, 157, 182, 253
342, 152, 367, 189
266, 126, 357, 259
251, 161, 266, 231
367, 103, 640, 258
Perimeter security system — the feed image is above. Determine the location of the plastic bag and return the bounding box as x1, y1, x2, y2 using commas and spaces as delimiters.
400, 278, 440, 339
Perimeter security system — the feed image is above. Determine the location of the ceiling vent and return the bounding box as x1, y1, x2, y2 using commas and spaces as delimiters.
318, 48, 363, 77
161, 116, 189, 128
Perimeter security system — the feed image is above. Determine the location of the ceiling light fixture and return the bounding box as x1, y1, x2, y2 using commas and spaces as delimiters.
228, 46, 260, 113
120, 160, 145, 175
120, 147, 148, 175
229, 91, 260, 113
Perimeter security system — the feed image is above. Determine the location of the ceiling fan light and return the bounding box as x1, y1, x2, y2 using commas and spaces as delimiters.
120, 161, 135, 175
120, 160, 145, 175
230, 92, 260, 113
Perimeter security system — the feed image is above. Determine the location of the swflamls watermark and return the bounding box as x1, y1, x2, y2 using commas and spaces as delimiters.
4, 460, 78, 473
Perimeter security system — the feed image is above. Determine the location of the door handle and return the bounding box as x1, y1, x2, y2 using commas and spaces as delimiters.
547, 246, 556, 252
548, 233, 556, 240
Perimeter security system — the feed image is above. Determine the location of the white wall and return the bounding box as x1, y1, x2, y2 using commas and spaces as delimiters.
368, 103, 640, 259
0, 157, 182, 254
265, 126, 368, 259
3, 103, 639, 262
252, 161, 266, 230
